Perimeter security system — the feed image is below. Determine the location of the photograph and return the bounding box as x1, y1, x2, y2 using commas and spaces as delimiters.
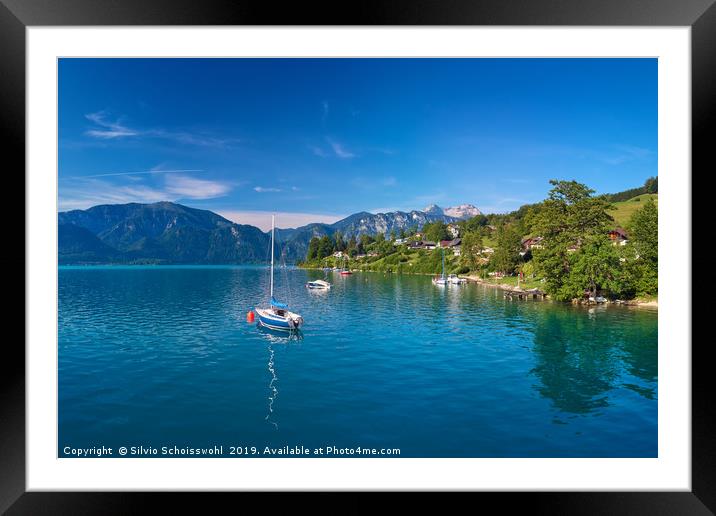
57, 57, 658, 459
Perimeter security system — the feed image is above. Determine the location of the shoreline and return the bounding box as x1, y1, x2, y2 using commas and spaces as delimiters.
304, 267, 658, 309
462, 274, 657, 308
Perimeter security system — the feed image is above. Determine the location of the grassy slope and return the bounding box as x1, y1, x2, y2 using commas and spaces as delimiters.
609, 193, 658, 228
358, 248, 462, 274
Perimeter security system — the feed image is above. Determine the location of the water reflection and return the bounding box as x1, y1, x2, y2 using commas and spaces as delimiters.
265, 344, 278, 429
59, 266, 658, 457
257, 326, 303, 429
529, 306, 657, 415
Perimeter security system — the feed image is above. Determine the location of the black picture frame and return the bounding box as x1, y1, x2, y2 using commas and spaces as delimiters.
1, 0, 709, 512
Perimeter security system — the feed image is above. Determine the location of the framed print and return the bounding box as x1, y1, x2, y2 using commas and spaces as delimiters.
2, 0, 712, 512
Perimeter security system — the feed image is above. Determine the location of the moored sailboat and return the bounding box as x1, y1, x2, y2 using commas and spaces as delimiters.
339, 256, 353, 275
432, 247, 448, 285
255, 215, 304, 331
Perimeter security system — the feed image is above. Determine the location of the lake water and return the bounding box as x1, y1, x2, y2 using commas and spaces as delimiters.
58, 265, 657, 458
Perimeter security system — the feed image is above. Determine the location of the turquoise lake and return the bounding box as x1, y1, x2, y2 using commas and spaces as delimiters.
58, 265, 658, 458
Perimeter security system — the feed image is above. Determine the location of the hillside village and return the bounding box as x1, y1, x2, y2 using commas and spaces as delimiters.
300, 177, 658, 303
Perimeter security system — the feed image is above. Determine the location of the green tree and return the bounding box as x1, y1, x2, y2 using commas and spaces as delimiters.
491, 224, 522, 274
317, 235, 334, 259
423, 221, 449, 242
628, 198, 658, 263
460, 231, 483, 270
306, 237, 320, 261
360, 234, 374, 247
625, 198, 658, 296
460, 214, 488, 233
531, 180, 614, 296
644, 176, 658, 194
558, 235, 622, 301
346, 235, 358, 257
333, 231, 346, 252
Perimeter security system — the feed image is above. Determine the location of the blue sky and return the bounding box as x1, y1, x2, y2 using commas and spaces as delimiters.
59, 58, 657, 230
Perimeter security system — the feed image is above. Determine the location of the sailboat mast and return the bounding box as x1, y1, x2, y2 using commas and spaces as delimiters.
270, 215, 275, 300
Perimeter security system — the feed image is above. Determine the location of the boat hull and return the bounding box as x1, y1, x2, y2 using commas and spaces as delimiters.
255, 308, 304, 331
306, 280, 331, 290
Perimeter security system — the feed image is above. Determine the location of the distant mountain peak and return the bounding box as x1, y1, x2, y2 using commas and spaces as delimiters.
420, 203, 480, 220
444, 204, 481, 219
423, 204, 443, 214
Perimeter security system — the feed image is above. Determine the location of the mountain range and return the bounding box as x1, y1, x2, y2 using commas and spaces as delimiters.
58, 202, 481, 264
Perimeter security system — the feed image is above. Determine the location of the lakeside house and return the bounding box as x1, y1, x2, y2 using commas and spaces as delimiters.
408, 240, 437, 250
520, 236, 544, 257
393, 238, 408, 245
332, 251, 346, 258
521, 236, 544, 251
439, 237, 462, 256
608, 227, 629, 245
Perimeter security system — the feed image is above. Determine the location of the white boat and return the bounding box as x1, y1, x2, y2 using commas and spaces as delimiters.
447, 274, 467, 285
254, 215, 304, 331
306, 279, 331, 290
432, 247, 448, 285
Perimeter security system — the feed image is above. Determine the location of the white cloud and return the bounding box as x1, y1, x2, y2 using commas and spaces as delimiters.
84, 112, 137, 139
327, 139, 356, 159
58, 173, 232, 210
70, 169, 205, 179
217, 210, 344, 231
145, 129, 239, 147
254, 186, 282, 193
165, 175, 231, 199
84, 111, 239, 147
58, 179, 170, 210
312, 138, 359, 159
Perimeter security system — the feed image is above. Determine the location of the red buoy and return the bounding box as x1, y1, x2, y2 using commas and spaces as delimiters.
247, 311, 255, 323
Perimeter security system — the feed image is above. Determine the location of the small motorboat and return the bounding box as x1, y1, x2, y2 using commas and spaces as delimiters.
448, 274, 467, 285
306, 279, 331, 290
